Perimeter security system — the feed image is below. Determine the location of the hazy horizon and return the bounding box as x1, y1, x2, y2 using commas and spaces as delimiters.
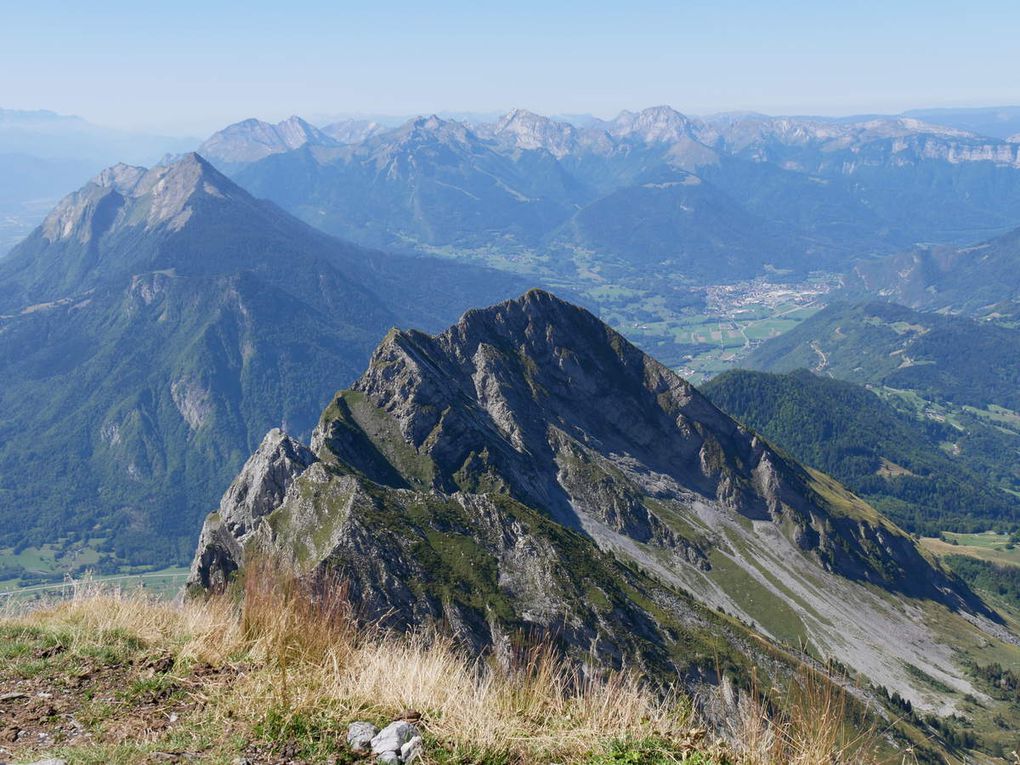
3, 0, 1020, 135
7, 102, 1020, 142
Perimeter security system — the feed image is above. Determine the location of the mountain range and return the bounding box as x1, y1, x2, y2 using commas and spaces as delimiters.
197, 106, 1020, 283
6, 103, 1020, 760
0, 153, 524, 568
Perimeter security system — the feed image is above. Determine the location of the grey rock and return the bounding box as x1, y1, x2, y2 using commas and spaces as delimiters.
376, 753, 400, 765
20, 760, 68, 765
347, 720, 380, 753
187, 427, 317, 590
400, 735, 424, 764
215, 428, 318, 539
371, 720, 420, 754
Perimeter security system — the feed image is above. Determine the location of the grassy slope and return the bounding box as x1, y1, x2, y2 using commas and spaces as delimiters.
702, 368, 1020, 534
921, 532, 1020, 569
0, 569, 902, 765
742, 302, 1020, 507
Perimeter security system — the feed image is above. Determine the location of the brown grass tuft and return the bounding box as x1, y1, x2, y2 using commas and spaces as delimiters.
731, 666, 880, 765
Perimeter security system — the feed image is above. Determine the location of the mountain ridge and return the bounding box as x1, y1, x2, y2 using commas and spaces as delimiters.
192, 290, 1011, 720
199, 106, 1020, 292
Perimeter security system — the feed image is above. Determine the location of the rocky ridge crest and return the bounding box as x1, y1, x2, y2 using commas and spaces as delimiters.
190, 290, 997, 708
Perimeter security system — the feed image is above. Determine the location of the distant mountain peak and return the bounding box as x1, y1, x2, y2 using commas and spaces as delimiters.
410, 114, 446, 131
608, 105, 695, 143
492, 109, 576, 156
198, 117, 338, 165
92, 162, 148, 195
40, 153, 240, 245
320, 118, 388, 144
395, 114, 474, 146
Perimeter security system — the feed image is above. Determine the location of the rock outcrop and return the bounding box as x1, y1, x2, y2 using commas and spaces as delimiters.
187, 429, 317, 590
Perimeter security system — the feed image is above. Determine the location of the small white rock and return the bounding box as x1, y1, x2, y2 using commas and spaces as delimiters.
401, 735, 424, 764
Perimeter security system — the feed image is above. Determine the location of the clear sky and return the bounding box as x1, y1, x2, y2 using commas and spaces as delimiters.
2, 0, 1019, 135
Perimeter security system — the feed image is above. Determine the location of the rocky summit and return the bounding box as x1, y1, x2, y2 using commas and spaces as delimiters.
191, 289, 1007, 710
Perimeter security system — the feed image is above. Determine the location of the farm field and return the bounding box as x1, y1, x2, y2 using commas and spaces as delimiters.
920, 531, 1020, 568
0, 541, 189, 603
585, 276, 834, 382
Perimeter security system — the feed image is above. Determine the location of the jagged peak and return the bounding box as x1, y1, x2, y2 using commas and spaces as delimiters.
231, 116, 272, 129
280, 114, 314, 127
367, 290, 593, 358
491, 109, 577, 155
448, 288, 587, 337
410, 114, 445, 130
275, 115, 330, 143
199, 116, 336, 163
130, 152, 229, 198
498, 107, 554, 126
320, 118, 388, 144
368, 289, 663, 398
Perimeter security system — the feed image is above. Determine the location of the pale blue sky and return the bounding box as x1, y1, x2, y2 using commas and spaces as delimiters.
2, 0, 1018, 134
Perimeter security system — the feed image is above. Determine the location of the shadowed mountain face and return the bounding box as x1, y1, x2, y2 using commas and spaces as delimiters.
199, 108, 1020, 281
0, 154, 525, 566
193, 290, 1008, 714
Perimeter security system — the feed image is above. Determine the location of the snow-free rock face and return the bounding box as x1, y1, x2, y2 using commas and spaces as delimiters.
191, 290, 998, 709
213, 428, 318, 540
187, 429, 317, 590
320, 119, 389, 145
607, 105, 697, 144
39, 153, 240, 245
490, 108, 579, 157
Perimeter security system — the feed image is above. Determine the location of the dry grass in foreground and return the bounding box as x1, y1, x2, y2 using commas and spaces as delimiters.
0, 562, 885, 765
